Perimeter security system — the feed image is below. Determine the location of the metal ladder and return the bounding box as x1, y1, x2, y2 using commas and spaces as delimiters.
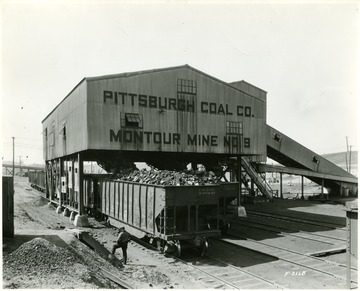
159, 207, 176, 235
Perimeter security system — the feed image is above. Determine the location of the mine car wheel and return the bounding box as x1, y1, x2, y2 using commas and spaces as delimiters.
221, 222, 230, 235
156, 239, 165, 253
200, 237, 208, 257
174, 240, 181, 257
149, 237, 158, 247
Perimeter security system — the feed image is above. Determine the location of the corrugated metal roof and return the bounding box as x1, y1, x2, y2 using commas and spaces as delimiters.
84, 64, 266, 100
229, 80, 267, 94
84, 64, 190, 82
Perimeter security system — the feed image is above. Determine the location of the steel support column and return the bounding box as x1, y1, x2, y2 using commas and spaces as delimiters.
347, 211, 351, 289
78, 152, 84, 215
59, 158, 63, 207
237, 157, 242, 206
280, 173, 283, 199
251, 179, 255, 196
301, 176, 304, 200
45, 163, 49, 199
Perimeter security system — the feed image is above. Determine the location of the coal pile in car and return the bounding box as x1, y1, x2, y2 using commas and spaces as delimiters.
115, 168, 221, 186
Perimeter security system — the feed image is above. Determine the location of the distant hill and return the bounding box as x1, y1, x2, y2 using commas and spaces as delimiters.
322, 151, 357, 165
322, 151, 357, 176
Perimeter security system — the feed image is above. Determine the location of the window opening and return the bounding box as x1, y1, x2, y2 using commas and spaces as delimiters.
226, 121, 243, 135
49, 133, 55, 147
124, 113, 143, 128
59, 124, 66, 139
177, 78, 197, 95
273, 133, 281, 142
312, 156, 319, 164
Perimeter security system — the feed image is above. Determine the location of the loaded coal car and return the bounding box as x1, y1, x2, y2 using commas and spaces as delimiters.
81, 168, 237, 256
28, 170, 46, 192
98, 179, 222, 256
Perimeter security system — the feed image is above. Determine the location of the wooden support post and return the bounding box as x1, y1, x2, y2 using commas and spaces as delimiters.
251, 179, 255, 196
70, 158, 74, 206
346, 211, 351, 289
173, 207, 176, 235
55, 158, 65, 213
63, 160, 67, 205
195, 205, 199, 231
73, 153, 89, 227
50, 162, 54, 201
301, 176, 304, 200
340, 181, 343, 196
280, 173, 283, 199
59, 158, 63, 207
217, 202, 220, 229
237, 157, 242, 206
78, 152, 84, 215
164, 206, 167, 235
45, 163, 49, 199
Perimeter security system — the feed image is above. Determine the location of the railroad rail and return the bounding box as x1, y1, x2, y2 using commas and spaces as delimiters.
27, 177, 356, 288
246, 210, 346, 229
229, 216, 346, 246
231, 219, 345, 249
218, 234, 357, 286
132, 235, 284, 289
184, 255, 285, 289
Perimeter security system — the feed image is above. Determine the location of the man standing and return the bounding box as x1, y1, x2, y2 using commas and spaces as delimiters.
111, 226, 131, 264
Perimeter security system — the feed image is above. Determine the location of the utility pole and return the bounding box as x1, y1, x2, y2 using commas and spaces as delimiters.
12, 137, 15, 178
349, 145, 352, 174
345, 136, 349, 172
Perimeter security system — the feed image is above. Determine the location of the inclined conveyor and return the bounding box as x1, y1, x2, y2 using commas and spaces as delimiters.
253, 125, 357, 196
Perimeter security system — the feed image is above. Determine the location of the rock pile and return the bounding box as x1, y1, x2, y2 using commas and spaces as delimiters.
115, 168, 220, 186
4, 237, 82, 275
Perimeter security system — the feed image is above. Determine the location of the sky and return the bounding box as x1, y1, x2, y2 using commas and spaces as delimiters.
1, 0, 359, 165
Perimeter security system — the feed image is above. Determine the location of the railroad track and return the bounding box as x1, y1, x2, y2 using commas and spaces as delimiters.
181, 255, 285, 289
132, 235, 284, 289
229, 217, 346, 246
217, 233, 357, 287
246, 210, 346, 229
27, 182, 356, 288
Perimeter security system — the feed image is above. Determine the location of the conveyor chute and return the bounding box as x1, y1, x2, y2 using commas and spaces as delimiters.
262, 125, 357, 196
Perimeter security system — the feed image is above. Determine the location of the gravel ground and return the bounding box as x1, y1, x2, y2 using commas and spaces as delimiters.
2, 177, 211, 289
3, 176, 357, 289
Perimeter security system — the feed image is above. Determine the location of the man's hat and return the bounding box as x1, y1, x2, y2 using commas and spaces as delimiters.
119, 226, 125, 230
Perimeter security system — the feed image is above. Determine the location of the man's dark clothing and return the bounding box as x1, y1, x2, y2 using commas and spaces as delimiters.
111, 230, 131, 264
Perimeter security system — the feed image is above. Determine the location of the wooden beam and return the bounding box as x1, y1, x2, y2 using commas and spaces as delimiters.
256, 164, 357, 184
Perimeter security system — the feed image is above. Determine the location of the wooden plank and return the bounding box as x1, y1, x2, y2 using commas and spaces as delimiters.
100, 268, 133, 289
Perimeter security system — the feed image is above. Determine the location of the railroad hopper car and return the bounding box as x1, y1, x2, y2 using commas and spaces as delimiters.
28, 170, 46, 192
83, 176, 238, 256
29, 171, 237, 255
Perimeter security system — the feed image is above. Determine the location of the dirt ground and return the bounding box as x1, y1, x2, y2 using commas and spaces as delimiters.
2, 176, 357, 289
2, 177, 208, 289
